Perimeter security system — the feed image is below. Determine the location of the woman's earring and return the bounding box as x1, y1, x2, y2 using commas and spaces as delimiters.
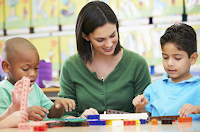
91, 44, 94, 54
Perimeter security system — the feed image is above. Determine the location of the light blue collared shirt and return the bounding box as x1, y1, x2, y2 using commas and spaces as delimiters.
144, 73, 200, 120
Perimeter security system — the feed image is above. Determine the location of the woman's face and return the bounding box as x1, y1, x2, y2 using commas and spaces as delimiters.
88, 23, 118, 56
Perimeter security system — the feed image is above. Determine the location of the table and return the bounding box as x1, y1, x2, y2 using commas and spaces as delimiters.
42, 88, 60, 101
1, 121, 199, 132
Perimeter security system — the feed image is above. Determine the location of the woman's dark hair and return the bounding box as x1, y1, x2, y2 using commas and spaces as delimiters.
160, 23, 197, 58
75, 1, 121, 63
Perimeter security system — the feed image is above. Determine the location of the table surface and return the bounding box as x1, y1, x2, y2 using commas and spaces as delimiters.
41, 88, 60, 92
1, 121, 199, 132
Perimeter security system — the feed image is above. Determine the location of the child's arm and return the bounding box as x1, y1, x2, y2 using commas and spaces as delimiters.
0, 111, 28, 129
179, 103, 200, 117
132, 94, 149, 113
0, 89, 21, 120
48, 98, 76, 118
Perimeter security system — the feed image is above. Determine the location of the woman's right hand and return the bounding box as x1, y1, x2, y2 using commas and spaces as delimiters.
80, 108, 99, 118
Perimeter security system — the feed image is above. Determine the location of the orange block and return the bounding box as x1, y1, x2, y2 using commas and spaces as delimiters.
178, 117, 192, 122
151, 119, 158, 125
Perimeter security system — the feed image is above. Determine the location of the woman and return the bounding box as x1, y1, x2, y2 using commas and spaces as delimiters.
59, 1, 151, 118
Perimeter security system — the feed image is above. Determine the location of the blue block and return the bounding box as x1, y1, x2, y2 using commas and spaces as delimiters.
88, 120, 106, 125
140, 119, 146, 124
87, 115, 100, 120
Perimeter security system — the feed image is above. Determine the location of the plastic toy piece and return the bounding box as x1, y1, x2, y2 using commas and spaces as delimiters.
81, 121, 90, 126
151, 119, 158, 125
106, 120, 114, 125
135, 119, 140, 125
65, 118, 87, 122
177, 117, 192, 122
161, 119, 172, 124
100, 113, 148, 120
47, 121, 89, 127
88, 120, 106, 125
33, 125, 48, 131
18, 121, 56, 130
66, 121, 89, 127
18, 122, 30, 129
20, 78, 30, 112
140, 119, 146, 124
106, 109, 131, 114
87, 115, 100, 120
112, 120, 124, 127
46, 121, 66, 128
124, 120, 136, 125
150, 115, 179, 121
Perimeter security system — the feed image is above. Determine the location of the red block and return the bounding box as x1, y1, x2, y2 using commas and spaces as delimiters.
124, 120, 136, 125
33, 125, 48, 131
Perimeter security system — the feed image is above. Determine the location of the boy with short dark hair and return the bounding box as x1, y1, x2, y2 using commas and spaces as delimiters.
133, 23, 200, 120
0, 37, 75, 121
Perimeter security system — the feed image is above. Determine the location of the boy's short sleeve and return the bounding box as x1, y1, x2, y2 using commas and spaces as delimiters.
0, 87, 12, 115
143, 84, 154, 114
29, 83, 54, 111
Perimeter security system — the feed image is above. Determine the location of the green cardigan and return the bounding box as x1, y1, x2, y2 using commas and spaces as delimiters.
59, 48, 151, 118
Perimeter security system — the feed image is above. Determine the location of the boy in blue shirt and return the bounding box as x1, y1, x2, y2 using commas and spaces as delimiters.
133, 23, 200, 120
0, 37, 75, 121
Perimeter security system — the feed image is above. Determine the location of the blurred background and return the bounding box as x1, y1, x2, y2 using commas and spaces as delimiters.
0, 0, 200, 84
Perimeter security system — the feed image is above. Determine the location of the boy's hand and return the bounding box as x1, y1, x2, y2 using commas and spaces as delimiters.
179, 103, 198, 117
14, 76, 34, 93
4, 111, 28, 128
27, 106, 49, 121
54, 98, 76, 112
10, 89, 22, 111
132, 94, 149, 108
80, 108, 99, 118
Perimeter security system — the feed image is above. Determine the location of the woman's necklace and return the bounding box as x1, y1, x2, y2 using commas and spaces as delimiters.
93, 56, 114, 85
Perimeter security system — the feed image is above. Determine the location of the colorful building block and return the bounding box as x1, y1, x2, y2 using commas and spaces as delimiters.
124, 120, 136, 125
161, 119, 172, 124
150, 115, 179, 121
151, 119, 158, 125
178, 117, 192, 122
65, 121, 89, 127
20, 78, 30, 112
18, 122, 30, 129
88, 120, 106, 125
106, 120, 115, 125
140, 119, 146, 124
46, 121, 66, 128
106, 109, 131, 114
135, 119, 140, 125
33, 125, 48, 131
87, 115, 100, 120
112, 120, 124, 127
100, 113, 148, 120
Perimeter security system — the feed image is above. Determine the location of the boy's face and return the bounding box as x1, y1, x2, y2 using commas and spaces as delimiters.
162, 42, 193, 83
7, 49, 39, 86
